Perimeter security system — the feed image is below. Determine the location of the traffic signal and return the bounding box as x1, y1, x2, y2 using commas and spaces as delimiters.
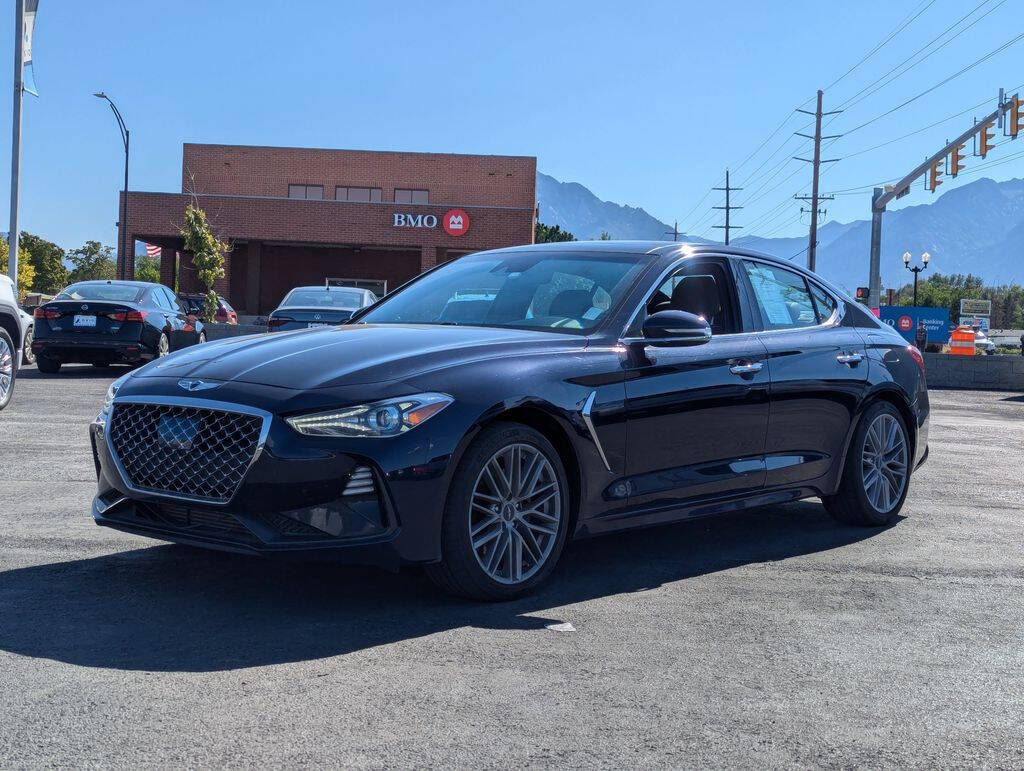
928, 159, 943, 192
855, 287, 869, 304
950, 144, 966, 177
979, 121, 995, 158
1011, 96, 1022, 139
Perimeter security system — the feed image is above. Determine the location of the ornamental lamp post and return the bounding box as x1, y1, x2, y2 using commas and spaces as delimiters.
903, 251, 929, 307
93, 92, 129, 280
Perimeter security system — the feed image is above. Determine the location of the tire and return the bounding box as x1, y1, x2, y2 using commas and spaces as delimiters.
823, 401, 911, 527
35, 356, 61, 374
425, 422, 571, 601
21, 325, 35, 365
0, 327, 16, 411
156, 333, 170, 357
197, 332, 207, 345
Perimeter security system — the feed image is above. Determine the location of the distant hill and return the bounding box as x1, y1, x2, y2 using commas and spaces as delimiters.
536, 172, 1024, 291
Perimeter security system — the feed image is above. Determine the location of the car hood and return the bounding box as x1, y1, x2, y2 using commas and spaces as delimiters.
134, 323, 586, 389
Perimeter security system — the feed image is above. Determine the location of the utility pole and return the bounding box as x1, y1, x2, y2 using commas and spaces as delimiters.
712, 170, 742, 245
7, 0, 25, 289
664, 220, 680, 242
795, 90, 841, 272
867, 91, 1019, 312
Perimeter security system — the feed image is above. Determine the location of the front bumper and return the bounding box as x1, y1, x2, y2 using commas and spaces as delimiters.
89, 397, 459, 568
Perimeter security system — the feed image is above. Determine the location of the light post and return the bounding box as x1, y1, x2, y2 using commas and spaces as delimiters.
903, 251, 930, 307
94, 92, 129, 280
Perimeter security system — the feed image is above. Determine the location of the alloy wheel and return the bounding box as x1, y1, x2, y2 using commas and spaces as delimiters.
469, 443, 561, 585
0, 336, 12, 402
861, 413, 908, 513
157, 335, 170, 357
22, 326, 35, 365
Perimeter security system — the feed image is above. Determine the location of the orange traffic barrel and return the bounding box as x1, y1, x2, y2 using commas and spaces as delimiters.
950, 325, 975, 356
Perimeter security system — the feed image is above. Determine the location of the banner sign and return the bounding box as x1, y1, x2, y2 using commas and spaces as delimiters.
959, 298, 991, 316
879, 306, 950, 344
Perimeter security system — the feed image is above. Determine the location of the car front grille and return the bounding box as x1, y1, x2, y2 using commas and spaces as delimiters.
109, 402, 264, 503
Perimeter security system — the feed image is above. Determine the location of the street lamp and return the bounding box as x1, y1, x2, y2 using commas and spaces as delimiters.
903, 250, 930, 306
93, 92, 129, 280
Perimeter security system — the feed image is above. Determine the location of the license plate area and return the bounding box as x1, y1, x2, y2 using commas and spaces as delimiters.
74, 314, 97, 328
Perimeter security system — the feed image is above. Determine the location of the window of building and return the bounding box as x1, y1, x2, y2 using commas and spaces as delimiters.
742, 261, 818, 330
394, 188, 429, 204
288, 184, 323, 200
336, 186, 382, 203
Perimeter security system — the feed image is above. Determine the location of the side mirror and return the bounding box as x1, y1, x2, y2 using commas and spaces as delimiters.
641, 310, 711, 347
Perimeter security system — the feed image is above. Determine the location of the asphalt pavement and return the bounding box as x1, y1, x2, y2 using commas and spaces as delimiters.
1, 364, 1022, 768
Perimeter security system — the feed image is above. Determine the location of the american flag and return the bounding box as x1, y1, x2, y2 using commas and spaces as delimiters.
144, 243, 161, 258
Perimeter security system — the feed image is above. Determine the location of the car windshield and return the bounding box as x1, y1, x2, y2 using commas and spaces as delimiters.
57, 283, 145, 303
357, 250, 647, 334
282, 288, 363, 308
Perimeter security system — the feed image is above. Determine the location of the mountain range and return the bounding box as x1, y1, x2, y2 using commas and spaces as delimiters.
536, 172, 1024, 291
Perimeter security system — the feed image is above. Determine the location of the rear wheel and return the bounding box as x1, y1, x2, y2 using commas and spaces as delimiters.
426, 422, 570, 601
156, 333, 170, 357
21, 325, 35, 365
0, 328, 16, 411
824, 401, 910, 526
36, 356, 61, 374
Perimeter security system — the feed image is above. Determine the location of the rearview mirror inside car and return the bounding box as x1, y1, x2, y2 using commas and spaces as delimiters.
641, 310, 712, 347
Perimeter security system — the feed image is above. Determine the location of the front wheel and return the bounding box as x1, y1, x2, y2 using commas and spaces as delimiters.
824, 401, 911, 526
426, 423, 570, 601
156, 333, 170, 358
21, 325, 35, 365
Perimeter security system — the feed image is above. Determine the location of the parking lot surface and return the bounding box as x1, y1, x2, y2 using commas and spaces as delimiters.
1, 365, 1022, 768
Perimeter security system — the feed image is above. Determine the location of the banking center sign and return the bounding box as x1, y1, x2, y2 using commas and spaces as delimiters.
392, 208, 470, 237
879, 305, 950, 344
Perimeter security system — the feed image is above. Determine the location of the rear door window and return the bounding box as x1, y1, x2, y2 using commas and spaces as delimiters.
742, 261, 818, 330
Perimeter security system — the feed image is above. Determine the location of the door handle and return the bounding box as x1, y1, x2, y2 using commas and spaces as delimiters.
729, 361, 764, 376
836, 352, 863, 366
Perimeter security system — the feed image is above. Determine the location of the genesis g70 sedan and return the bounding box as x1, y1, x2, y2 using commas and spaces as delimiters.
89, 242, 928, 600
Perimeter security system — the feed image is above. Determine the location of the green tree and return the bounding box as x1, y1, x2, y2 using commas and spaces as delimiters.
180, 203, 227, 321
535, 222, 576, 243
0, 239, 35, 301
598, 231, 612, 240
67, 241, 117, 282
134, 255, 161, 284
19, 232, 67, 293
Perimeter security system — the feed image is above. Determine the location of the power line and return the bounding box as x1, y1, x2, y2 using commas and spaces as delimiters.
825, 0, 939, 91
845, 31, 1024, 135
836, 0, 1007, 112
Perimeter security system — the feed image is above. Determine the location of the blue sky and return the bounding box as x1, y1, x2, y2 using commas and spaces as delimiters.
1, 0, 1022, 250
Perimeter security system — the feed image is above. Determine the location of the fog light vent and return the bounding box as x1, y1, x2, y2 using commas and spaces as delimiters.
343, 466, 375, 497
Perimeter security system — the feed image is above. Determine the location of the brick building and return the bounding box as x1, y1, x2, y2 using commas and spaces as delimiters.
119, 144, 537, 314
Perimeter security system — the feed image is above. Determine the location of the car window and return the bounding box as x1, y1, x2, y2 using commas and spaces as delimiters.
358, 251, 646, 334
57, 283, 145, 303
809, 283, 837, 323
743, 261, 818, 330
162, 288, 185, 313
283, 288, 364, 308
643, 260, 739, 335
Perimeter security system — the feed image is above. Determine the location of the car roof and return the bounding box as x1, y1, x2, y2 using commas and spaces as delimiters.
288, 285, 367, 292
67, 279, 156, 288
486, 239, 803, 269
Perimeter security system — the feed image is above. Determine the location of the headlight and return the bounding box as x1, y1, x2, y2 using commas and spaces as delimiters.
101, 373, 131, 415
286, 393, 453, 437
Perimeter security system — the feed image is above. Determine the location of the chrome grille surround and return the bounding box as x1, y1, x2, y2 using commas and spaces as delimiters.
106, 396, 272, 505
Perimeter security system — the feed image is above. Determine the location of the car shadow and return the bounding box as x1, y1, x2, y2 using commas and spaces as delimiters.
0, 501, 895, 672
19, 364, 132, 380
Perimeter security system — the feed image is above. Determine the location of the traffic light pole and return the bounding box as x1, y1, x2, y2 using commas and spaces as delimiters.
866, 93, 1017, 311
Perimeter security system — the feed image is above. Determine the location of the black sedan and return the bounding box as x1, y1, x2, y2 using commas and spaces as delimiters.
88, 242, 928, 600
267, 285, 378, 331
33, 280, 206, 373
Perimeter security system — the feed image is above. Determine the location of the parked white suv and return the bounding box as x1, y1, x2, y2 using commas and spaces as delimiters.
0, 273, 23, 411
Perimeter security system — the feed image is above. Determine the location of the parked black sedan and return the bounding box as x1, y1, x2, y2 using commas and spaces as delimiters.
33, 280, 206, 373
88, 242, 928, 600
267, 285, 378, 331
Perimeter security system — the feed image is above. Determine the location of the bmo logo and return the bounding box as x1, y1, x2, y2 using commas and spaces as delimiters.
442, 208, 469, 237
391, 208, 470, 237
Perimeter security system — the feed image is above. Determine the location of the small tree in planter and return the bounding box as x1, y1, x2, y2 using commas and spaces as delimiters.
179, 202, 227, 322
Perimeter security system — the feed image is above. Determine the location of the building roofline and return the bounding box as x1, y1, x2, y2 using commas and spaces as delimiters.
125, 189, 536, 212
182, 142, 537, 163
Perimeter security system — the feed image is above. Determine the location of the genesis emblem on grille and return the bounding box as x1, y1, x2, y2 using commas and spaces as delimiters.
178, 379, 220, 392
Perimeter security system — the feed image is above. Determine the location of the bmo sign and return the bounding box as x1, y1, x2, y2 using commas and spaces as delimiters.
392, 208, 470, 237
